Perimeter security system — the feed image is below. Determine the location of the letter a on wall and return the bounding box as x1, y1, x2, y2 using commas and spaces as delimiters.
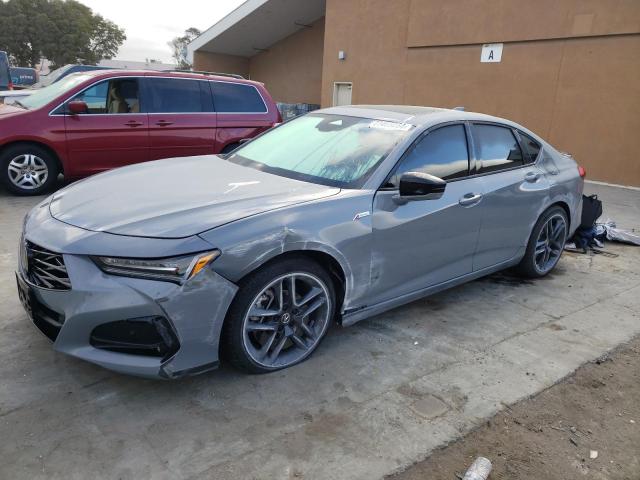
481, 43, 503, 63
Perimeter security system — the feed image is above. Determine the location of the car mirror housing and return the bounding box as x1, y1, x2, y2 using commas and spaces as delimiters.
67, 100, 88, 115
398, 171, 446, 200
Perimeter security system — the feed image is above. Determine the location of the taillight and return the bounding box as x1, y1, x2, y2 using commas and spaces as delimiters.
8, 81, 13, 90
578, 165, 586, 178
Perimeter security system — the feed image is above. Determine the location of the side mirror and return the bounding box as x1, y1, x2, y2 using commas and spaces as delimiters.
398, 172, 446, 200
67, 100, 88, 115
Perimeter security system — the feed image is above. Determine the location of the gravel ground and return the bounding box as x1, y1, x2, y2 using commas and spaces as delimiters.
390, 335, 640, 480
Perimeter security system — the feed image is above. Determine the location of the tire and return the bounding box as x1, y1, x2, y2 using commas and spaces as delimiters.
515, 206, 568, 278
0, 144, 59, 195
221, 256, 336, 373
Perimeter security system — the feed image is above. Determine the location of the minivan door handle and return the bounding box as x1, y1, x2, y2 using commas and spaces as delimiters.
459, 193, 483, 206
524, 171, 540, 182
124, 120, 144, 127
155, 120, 174, 127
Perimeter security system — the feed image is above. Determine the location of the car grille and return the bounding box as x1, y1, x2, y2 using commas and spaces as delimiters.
24, 241, 71, 290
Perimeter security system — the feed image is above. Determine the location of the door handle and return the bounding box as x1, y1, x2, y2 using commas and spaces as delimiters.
155, 120, 174, 126
125, 120, 143, 127
459, 193, 483, 206
524, 171, 540, 182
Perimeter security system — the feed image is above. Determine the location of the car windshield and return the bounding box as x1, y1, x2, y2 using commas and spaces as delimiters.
228, 113, 414, 188
19, 73, 92, 110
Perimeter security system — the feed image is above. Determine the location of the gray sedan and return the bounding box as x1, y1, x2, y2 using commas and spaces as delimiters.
16, 106, 584, 378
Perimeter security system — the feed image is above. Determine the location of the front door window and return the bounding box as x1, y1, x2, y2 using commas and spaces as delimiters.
71, 79, 140, 114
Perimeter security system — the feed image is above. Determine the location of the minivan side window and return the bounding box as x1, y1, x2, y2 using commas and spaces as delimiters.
392, 124, 470, 185
518, 131, 542, 164
145, 78, 212, 113
70, 78, 140, 114
473, 124, 523, 174
211, 82, 267, 113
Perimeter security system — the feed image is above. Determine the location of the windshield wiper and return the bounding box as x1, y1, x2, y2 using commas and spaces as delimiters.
12, 100, 28, 109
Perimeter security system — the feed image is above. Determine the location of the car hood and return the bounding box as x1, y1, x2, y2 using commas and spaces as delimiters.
49, 155, 340, 239
0, 90, 33, 97
0, 103, 28, 116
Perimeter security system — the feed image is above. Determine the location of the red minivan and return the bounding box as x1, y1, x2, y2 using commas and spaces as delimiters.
0, 70, 281, 195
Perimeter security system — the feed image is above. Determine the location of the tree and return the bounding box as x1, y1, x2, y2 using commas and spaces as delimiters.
169, 27, 201, 69
0, 0, 126, 68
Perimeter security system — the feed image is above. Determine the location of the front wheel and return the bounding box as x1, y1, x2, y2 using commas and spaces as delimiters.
222, 257, 336, 373
0, 144, 59, 195
515, 206, 568, 278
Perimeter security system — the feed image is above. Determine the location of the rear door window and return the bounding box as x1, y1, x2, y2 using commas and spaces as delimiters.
518, 131, 542, 164
391, 124, 470, 185
145, 78, 212, 113
211, 82, 267, 113
473, 124, 524, 174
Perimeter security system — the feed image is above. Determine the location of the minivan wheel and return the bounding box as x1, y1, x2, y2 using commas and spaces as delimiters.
222, 257, 336, 373
515, 206, 568, 278
0, 144, 59, 195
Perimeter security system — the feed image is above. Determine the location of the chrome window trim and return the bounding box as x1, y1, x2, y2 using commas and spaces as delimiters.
48, 75, 271, 116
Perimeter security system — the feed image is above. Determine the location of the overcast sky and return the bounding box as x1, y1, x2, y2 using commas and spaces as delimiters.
78, 0, 245, 63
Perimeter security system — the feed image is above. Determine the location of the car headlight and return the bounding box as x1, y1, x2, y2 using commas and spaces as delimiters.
92, 250, 221, 284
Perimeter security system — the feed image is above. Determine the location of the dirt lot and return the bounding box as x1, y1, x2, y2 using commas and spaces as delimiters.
391, 336, 640, 480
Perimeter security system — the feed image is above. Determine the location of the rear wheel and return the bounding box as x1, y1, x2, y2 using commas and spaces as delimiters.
0, 144, 59, 195
222, 257, 336, 373
515, 206, 568, 278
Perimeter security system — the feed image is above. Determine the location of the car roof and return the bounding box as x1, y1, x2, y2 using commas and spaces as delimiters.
318, 104, 526, 131
73, 68, 263, 86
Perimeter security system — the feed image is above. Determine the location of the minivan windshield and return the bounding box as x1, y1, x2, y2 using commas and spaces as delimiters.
228, 113, 414, 188
18, 73, 92, 110
31, 65, 70, 89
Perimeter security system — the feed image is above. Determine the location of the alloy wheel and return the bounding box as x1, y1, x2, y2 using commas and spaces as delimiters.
7, 154, 49, 190
242, 272, 331, 369
534, 214, 567, 273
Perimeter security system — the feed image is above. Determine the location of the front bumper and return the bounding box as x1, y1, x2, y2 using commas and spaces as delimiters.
18, 206, 238, 379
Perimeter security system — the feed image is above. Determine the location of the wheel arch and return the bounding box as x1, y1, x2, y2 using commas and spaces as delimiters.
549, 200, 571, 225
236, 249, 347, 320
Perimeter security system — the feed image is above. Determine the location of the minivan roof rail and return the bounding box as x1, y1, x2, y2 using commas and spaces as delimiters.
161, 69, 245, 79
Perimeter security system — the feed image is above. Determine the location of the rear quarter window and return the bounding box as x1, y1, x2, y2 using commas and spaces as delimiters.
518, 131, 542, 164
211, 82, 267, 113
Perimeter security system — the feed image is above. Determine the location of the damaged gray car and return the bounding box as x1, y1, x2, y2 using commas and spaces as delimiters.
16, 106, 584, 378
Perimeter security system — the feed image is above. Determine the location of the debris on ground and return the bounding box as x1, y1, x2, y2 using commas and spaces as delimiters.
462, 457, 492, 480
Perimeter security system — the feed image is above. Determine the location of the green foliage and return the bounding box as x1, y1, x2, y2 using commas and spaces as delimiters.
169, 27, 201, 69
0, 0, 126, 68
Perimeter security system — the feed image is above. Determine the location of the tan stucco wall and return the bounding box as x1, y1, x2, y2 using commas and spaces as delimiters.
321, 0, 640, 186
249, 18, 325, 104
193, 19, 325, 105
193, 51, 249, 78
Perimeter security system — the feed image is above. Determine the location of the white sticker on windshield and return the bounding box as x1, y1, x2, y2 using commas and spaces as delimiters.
368, 120, 413, 131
